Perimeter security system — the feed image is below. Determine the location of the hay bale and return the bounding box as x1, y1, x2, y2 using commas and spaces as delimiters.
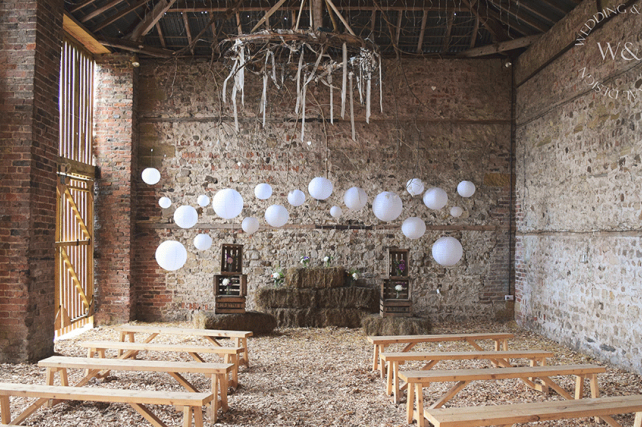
192, 311, 277, 335
285, 267, 345, 289
255, 286, 379, 311
255, 288, 315, 309
265, 308, 372, 328
361, 314, 432, 336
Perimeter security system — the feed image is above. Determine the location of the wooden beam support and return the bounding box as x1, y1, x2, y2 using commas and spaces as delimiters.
169, 2, 466, 13
71, 0, 99, 14
63, 11, 111, 54
236, 11, 243, 34
81, 0, 127, 23
470, 14, 479, 48
156, 22, 166, 48
92, 0, 150, 33
416, 10, 427, 53
128, 0, 177, 41
458, 34, 540, 57
181, 13, 194, 55
250, 0, 288, 33
395, 10, 402, 47
485, 7, 534, 36
493, 1, 550, 32
370, 9, 377, 35
462, 0, 509, 42
99, 36, 174, 57
442, 11, 455, 53
508, 0, 557, 24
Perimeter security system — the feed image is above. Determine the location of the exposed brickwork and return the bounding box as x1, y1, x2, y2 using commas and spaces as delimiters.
93, 54, 138, 325
0, 0, 62, 362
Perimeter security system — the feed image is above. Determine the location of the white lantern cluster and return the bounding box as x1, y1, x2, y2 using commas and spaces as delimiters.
330, 206, 342, 219
372, 191, 403, 222
155, 240, 187, 271
265, 205, 289, 227
242, 217, 260, 234
174, 205, 198, 229
158, 197, 172, 209
212, 188, 243, 219
402, 217, 426, 239
197, 195, 210, 207
193, 234, 212, 251
288, 189, 306, 206
432, 236, 463, 266
406, 178, 424, 197
457, 180, 476, 197
141, 168, 161, 185
254, 183, 273, 200
308, 177, 333, 200
423, 187, 448, 210
344, 187, 368, 210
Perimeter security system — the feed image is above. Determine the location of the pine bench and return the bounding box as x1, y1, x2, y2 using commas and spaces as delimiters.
38, 356, 233, 422
424, 395, 642, 427
114, 324, 253, 367
0, 383, 212, 427
398, 364, 607, 427
367, 333, 514, 377
78, 341, 244, 388
381, 349, 554, 403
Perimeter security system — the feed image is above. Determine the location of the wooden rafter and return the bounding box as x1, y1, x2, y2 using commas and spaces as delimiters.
250, 0, 288, 33
459, 34, 540, 57
128, 0, 177, 41
92, 0, 150, 32
509, 0, 556, 24
416, 10, 427, 54
462, 0, 509, 42
71, 0, 99, 14
182, 13, 194, 55
81, 0, 127, 23
537, 0, 569, 15
470, 14, 479, 48
370, 9, 377, 35
156, 22, 166, 48
236, 12, 243, 35
486, 6, 537, 35
492, 2, 549, 32
169, 3, 467, 13
395, 10, 402, 47
442, 11, 455, 53
100, 36, 174, 57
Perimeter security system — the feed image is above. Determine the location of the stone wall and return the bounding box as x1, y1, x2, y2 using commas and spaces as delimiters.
130, 57, 513, 323
515, 0, 642, 373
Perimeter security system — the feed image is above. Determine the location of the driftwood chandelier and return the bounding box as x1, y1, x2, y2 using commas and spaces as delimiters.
220, 0, 383, 140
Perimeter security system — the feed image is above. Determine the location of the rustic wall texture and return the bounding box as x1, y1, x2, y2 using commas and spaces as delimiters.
515, 0, 642, 374
0, 0, 62, 362
131, 58, 514, 323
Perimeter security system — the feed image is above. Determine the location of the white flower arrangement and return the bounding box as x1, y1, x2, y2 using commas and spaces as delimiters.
271, 272, 280, 279
352, 272, 359, 280
394, 284, 403, 292
323, 256, 329, 263
222, 278, 230, 286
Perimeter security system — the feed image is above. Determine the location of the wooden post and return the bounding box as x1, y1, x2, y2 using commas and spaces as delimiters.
311, 0, 323, 31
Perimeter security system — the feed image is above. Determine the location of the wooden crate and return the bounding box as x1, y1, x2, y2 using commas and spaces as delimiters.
215, 296, 246, 314
214, 274, 247, 297
221, 244, 243, 274
380, 278, 412, 317
387, 248, 409, 278
380, 299, 413, 317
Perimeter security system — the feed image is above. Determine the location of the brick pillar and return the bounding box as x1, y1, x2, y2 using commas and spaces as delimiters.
93, 55, 138, 325
0, 0, 63, 362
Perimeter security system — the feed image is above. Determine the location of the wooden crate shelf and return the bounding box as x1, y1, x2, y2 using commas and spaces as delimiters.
221, 244, 243, 274
214, 274, 247, 297
215, 296, 246, 314
387, 248, 409, 278
380, 299, 413, 317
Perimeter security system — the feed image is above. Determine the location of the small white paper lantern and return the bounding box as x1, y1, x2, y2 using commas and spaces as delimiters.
254, 183, 273, 200
457, 181, 476, 198
197, 195, 210, 207
330, 206, 342, 218
265, 205, 289, 228
423, 187, 448, 210
432, 236, 463, 266
372, 191, 403, 222
193, 234, 212, 251
212, 188, 244, 219
158, 197, 171, 209
174, 205, 198, 229
308, 177, 333, 200
406, 178, 425, 197
450, 206, 464, 218
242, 217, 260, 234
288, 189, 306, 206
141, 168, 161, 185
344, 187, 368, 210
155, 240, 187, 271
402, 217, 426, 239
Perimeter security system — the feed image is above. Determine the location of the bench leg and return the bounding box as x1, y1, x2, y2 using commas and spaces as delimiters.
386, 361, 393, 396
406, 381, 415, 424
210, 373, 219, 423
235, 337, 249, 367
131, 403, 167, 427
372, 344, 379, 371
1, 396, 10, 424
574, 376, 585, 399
193, 406, 204, 427
220, 372, 229, 411
415, 383, 425, 427
392, 362, 401, 404
183, 406, 203, 427
634, 412, 642, 427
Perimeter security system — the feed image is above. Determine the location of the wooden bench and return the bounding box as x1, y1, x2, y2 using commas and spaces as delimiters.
424, 395, 642, 427
115, 324, 253, 367
0, 383, 212, 427
398, 364, 607, 427
367, 333, 514, 377
381, 349, 554, 403
38, 356, 233, 422
79, 341, 244, 388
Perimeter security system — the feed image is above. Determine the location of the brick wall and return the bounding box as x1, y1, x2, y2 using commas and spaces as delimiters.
93, 54, 138, 325
132, 58, 514, 322
0, 0, 62, 362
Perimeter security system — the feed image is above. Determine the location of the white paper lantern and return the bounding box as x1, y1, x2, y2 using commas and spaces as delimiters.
254, 183, 273, 200
457, 181, 476, 198
372, 191, 403, 222
308, 177, 333, 200
174, 205, 198, 229
158, 197, 172, 209
330, 206, 342, 218
265, 205, 289, 228
193, 234, 212, 251
423, 187, 448, 210
402, 217, 426, 239
288, 189, 306, 207
155, 240, 187, 271
212, 188, 244, 219
406, 178, 425, 197
242, 217, 260, 234
344, 187, 368, 210
141, 168, 161, 185
197, 195, 210, 207
450, 206, 464, 218
432, 236, 463, 266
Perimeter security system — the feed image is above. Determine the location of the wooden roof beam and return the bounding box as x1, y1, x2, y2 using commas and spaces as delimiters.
100, 36, 174, 57
71, 0, 99, 14
530, 0, 569, 16
128, 0, 177, 41
416, 10, 427, 53
155, 22, 166, 48
442, 11, 455, 53
458, 34, 540, 57
182, 13, 194, 55
470, 14, 479, 48
81, 0, 127, 23
92, 0, 150, 33
508, 0, 557, 24
489, 3, 546, 33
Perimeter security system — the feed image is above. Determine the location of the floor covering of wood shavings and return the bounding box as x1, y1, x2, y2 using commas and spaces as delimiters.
1, 320, 641, 426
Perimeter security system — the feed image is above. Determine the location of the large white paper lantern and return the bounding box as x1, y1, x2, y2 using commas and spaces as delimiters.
406, 178, 425, 197
265, 205, 289, 227
212, 188, 244, 219
432, 236, 463, 266
308, 177, 333, 200
155, 240, 187, 271
344, 187, 368, 210
159, 197, 172, 209
141, 167, 161, 185
197, 195, 210, 207
457, 181, 476, 197
288, 189, 306, 206
193, 234, 212, 251
450, 206, 464, 218
423, 187, 448, 210
330, 206, 342, 218
242, 217, 260, 234
372, 191, 403, 222
174, 205, 198, 229
402, 217, 426, 239
254, 183, 273, 200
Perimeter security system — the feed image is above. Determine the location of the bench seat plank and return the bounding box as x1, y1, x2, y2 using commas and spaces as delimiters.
115, 325, 252, 339
38, 356, 233, 374
79, 341, 244, 354
425, 395, 642, 427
